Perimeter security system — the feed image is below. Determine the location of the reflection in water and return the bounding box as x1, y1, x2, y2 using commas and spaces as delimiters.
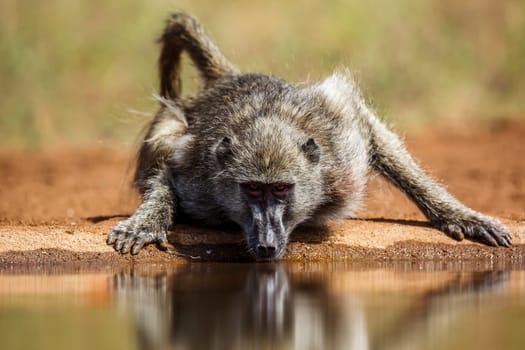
372, 270, 510, 350
112, 264, 513, 350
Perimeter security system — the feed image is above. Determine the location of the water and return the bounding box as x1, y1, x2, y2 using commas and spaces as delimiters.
1, 261, 524, 350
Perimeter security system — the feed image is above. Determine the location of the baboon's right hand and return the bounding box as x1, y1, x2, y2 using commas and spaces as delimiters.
107, 215, 168, 255
434, 212, 512, 247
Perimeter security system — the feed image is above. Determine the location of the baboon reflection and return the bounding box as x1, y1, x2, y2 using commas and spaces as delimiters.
112, 264, 509, 350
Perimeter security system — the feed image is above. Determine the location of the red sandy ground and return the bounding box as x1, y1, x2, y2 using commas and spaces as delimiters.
0, 119, 524, 264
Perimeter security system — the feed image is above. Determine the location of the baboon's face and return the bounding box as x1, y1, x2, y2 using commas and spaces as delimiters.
214, 118, 323, 260
238, 181, 294, 260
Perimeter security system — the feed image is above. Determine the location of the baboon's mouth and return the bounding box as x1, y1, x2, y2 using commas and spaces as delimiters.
247, 241, 286, 261
251, 249, 278, 261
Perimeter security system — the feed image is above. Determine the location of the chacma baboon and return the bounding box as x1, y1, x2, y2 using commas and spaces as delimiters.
107, 13, 511, 260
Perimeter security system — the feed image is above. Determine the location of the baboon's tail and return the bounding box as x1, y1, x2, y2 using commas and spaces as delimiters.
159, 13, 239, 99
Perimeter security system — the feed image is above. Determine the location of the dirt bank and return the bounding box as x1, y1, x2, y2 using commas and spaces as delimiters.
0, 119, 524, 265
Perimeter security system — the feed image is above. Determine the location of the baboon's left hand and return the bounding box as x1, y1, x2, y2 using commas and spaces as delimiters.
107, 215, 169, 255
436, 213, 512, 247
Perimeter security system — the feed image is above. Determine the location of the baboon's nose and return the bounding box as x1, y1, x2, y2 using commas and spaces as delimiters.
256, 243, 277, 259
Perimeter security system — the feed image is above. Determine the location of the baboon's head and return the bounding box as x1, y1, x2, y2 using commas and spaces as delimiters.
214, 117, 325, 260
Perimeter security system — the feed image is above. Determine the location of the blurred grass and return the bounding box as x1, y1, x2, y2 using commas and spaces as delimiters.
1, 0, 524, 148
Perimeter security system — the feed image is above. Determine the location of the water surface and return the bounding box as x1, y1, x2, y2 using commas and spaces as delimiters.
1, 261, 524, 350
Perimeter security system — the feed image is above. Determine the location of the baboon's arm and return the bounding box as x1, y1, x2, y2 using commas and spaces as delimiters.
107, 167, 175, 254
361, 106, 512, 247
159, 12, 239, 99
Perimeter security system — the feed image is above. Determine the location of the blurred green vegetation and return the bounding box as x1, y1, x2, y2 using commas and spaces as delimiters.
1, 0, 524, 148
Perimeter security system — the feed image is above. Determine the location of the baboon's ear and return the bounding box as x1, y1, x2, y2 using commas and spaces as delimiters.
302, 138, 320, 163
215, 136, 234, 166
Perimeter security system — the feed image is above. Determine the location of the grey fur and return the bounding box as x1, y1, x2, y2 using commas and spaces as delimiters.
107, 13, 511, 260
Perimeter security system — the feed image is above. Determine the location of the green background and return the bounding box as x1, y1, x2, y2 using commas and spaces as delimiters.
1, 0, 524, 148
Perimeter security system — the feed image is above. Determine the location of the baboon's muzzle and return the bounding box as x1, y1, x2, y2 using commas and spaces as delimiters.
247, 203, 286, 260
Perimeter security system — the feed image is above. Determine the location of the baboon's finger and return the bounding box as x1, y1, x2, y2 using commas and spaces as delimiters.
121, 236, 136, 254
131, 236, 149, 255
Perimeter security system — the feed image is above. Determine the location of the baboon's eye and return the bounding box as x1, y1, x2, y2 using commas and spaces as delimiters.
248, 183, 260, 191
242, 183, 263, 198
272, 184, 290, 198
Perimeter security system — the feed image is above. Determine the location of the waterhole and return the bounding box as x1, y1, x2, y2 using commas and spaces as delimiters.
1, 261, 524, 350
